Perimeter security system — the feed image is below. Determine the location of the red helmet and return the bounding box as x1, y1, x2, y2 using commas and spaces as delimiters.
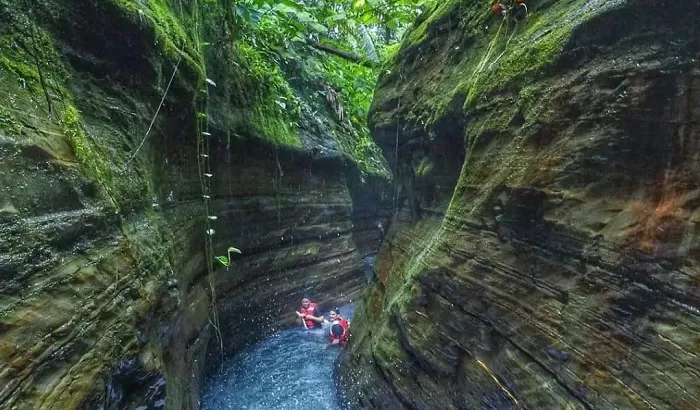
491, 3, 503, 13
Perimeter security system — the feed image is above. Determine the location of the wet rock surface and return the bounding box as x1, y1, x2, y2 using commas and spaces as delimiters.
0, 1, 389, 409
340, 0, 700, 409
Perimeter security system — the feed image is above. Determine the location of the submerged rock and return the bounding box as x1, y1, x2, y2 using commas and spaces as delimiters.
340, 0, 700, 409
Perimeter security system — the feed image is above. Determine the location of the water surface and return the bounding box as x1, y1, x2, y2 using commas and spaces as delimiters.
202, 304, 355, 410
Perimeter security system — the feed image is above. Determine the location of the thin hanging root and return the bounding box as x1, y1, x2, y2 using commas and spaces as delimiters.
208, 315, 224, 361
393, 90, 401, 213
274, 145, 282, 225
473, 20, 504, 74
208, 276, 225, 361
126, 53, 183, 166
462, 18, 505, 92
488, 25, 517, 70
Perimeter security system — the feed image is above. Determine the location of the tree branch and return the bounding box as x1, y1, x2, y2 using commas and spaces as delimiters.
306, 38, 379, 68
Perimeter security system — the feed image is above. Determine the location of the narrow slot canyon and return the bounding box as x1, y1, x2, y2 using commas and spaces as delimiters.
1, 0, 699, 409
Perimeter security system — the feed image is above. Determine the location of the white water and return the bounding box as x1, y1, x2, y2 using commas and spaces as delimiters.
201, 304, 355, 410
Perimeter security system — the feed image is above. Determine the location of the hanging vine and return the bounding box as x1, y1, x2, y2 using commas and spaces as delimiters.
191, 0, 226, 365
274, 144, 282, 226
181, 0, 422, 363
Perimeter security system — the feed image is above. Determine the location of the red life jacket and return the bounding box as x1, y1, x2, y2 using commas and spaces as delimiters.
300, 302, 318, 328
329, 317, 350, 343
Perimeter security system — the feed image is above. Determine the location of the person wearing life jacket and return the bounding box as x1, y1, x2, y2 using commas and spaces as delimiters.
328, 307, 350, 345
296, 297, 324, 329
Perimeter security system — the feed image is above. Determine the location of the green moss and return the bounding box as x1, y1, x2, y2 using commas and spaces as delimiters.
299, 47, 390, 178
462, 15, 573, 107
61, 104, 148, 209
350, 131, 392, 178
391, 0, 613, 132
113, 0, 203, 74
249, 104, 300, 147
437, 1, 623, 221
0, 15, 131, 207
0, 21, 69, 97
0, 105, 21, 136
518, 83, 541, 106
231, 43, 301, 148
369, 0, 626, 219
403, 0, 461, 48
61, 106, 115, 205
380, 43, 401, 67
0, 56, 40, 89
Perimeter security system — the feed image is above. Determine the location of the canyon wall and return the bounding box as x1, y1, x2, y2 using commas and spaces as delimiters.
339, 0, 700, 409
0, 0, 389, 408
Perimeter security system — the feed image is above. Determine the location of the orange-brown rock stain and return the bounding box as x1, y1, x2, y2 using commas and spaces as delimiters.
627, 187, 688, 255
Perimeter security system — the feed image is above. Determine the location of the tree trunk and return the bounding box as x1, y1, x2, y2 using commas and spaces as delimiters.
306, 38, 379, 68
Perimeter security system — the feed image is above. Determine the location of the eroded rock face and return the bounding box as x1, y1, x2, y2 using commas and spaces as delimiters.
0, 1, 388, 409
340, 0, 700, 409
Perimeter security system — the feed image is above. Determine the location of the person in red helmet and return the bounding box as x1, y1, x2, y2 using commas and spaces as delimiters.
328, 307, 350, 345
296, 297, 324, 329
491, 2, 506, 15
491, 0, 527, 21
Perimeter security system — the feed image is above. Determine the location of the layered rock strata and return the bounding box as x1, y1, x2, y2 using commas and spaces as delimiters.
0, 0, 389, 408
340, 1, 700, 409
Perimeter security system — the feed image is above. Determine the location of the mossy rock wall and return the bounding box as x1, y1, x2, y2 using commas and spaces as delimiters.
340, 0, 700, 408
0, 0, 390, 409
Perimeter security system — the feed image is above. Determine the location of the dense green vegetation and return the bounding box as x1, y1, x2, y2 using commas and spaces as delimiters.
0, 0, 430, 282
234, 0, 430, 115
226, 0, 431, 175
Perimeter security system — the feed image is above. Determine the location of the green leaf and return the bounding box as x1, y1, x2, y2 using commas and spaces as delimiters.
279, 0, 302, 10
215, 256, 229, 266
309, 22, 328, 33
327, 13, 347, 21
360, 11, 378, 24
352, 0, 366, 8
356, 24, 379, 62
387, 18, 400, 30
235, 4, 250, 20
295, 11, 314, 22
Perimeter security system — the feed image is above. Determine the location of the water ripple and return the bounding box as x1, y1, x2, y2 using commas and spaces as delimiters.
202, 305, 355, 410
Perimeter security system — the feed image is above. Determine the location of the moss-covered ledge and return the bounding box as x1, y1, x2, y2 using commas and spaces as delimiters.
370, 0, 625, 146
0, 0, 390, 409
341, 0, 700, 408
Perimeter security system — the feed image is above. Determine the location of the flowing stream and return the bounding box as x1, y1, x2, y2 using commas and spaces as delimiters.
201, 304, 355, 410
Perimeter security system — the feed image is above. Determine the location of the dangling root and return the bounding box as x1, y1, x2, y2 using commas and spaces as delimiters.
208, 275, 225, 363
488, 24, 517, 70
469, 18, 506, 82
126, 52, 182, 166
